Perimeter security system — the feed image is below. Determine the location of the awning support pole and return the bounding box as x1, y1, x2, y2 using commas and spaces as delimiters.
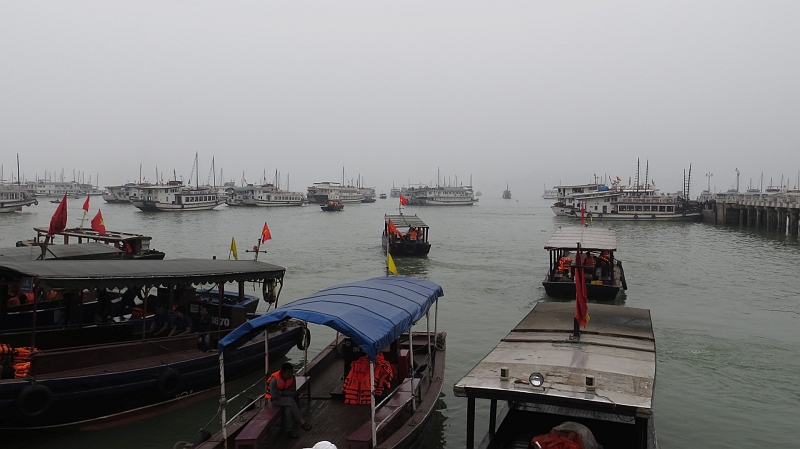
219, 351, 228, 449
370, 360, 377, 447
426, 311, 431, 374
409, 324, 416, 412
433, 300, 438, 367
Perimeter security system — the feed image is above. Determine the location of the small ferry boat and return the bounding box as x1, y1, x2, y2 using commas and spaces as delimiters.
379, 192, 387, 199
0, 188, 37, 212
17, 226, 166, 260
102, 184, 140, 203
502, 182, 511, 199
383, 214, 431, 257
132, 181, 222, 212
454, 301, 656, 449
542, 226, 626, 301
307, 182, 364, 204
225, 185, 307, 207
188, 276, 446, 449
0, 259, 305, 430
320, 200, 344, 211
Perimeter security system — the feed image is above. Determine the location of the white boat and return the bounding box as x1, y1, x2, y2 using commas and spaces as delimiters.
23, 180, 96, 198
132, 181, 222, 212
549, 183, 608, 216
408, 185, 478, 206
542, 183, 558, 199
102, 184, 142, 203
226, 184, 306, 207
577, 186, 702, 221
307, 182, 364, 204
0, 188, 37, 213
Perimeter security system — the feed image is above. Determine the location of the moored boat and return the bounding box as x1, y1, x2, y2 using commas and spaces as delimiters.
383, 214, 431, 257
0, 188, 37, 212
132, 181, 223, 212
454, 301, 656, 449
0, 259, 305, 430
187, 276, 446, 449
408, 185, 478, 206
379, 192, 387, 200
542, 226, 626, 301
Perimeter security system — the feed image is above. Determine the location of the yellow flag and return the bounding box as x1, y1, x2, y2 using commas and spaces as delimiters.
230, 237, 238, 260
387, 253, 398, 276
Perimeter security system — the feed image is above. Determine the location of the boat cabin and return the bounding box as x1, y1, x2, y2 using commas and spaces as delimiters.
454, 302, 656, 449
383, 214, 431, 257
0, 259, 303, 430
191, 276, 446, 449
0, 242, 122, 262
20, 226, 165, 259
542, 226, 626, 301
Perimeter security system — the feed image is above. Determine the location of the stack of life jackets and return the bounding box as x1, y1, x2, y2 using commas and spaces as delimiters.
343, 353, 395, 404
557, 257, 572, 273
1, 344, 16, 378
11, 346, 39, 378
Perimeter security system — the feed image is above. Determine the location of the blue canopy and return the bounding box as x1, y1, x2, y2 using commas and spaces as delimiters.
219, 276, 443, 360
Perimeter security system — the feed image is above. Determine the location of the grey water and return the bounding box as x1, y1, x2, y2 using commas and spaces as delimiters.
2, 197, 798, 448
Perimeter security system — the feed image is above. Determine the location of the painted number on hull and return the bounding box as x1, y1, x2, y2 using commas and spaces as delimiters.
212, 317, 230, 327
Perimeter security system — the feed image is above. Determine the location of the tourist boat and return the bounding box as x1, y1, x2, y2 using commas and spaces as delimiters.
359, 186, 377, 203
409, 185, 478, 206
1, 242, 123, 262
132, 181, 222, 212
320, 200, 344, 211
23, 180, 96, 198
389, 185, 405, 198
102, 184, 140, 203
383, 214, 431, 257
567, 185, 702, 222
187, 276, 446, 449
542, 226, 626, 301
17, 226, 166, 260
453, 301, 656, 449
550, 183, 608, 216
379, 192, 387, 200
0, 259, 306, 430
502, 182, 511, 200
306, 182, 364, 204
542, 183, 558, 200
0, 188, 37, 212
225, 185, 307, 207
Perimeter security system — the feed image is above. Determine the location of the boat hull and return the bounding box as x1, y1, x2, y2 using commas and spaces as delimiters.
413, 198, 477, 206
542, 281, 621, 301
583, 211, 702, 221
0, 198, 38, 212
0, 324, 303, 430
382, 236, 431, 257
132, 200, 222, 211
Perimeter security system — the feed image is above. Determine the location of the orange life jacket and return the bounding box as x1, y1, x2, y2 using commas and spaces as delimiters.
264, 370, 294, 400
557, 257, 572, 273
530, 431, 583, 449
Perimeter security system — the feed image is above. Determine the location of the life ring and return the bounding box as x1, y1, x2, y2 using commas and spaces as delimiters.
16, 384, 53, 418
633, 214, 639, 219
33, 200, 39, 206
157, 368, 182, 396
296, 327, 311, 351
404, 243, 416, 254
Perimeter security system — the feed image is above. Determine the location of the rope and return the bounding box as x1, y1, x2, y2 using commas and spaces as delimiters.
435, 332, 447, 351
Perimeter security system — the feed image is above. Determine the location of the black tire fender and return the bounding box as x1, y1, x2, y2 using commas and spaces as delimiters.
157, 367, 182, 396
651, 214, 656, 219
296, 327, 311, 351
16, 383, 53, 418
404, 243, 416, 254
633, 214, 639, 219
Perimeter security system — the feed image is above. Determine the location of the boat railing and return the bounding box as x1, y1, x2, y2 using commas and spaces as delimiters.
223, 375, 269, 427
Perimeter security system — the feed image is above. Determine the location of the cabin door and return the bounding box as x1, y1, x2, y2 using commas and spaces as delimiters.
603, 205, 607, 213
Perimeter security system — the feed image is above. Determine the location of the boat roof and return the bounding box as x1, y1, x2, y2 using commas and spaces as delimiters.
219, 276, 443, 359
0, 243, 122, 261
0, 260, 285, 291
554, 183, 603, 189
544, 226, 617, 251
384, 214, 428, 229
34, 227, 152, 242
453, 302, 655, 417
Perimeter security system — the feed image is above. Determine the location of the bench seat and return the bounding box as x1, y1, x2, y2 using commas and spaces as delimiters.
234, 404, 282, 449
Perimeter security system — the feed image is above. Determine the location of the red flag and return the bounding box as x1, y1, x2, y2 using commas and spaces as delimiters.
580, 201, 585, 226
399, 194, 409, 206
261, 222, 272, 241
91, 210, 107, 235
82, 195, 90, 213
387, 219, 402, 236
574, 252, 589, 327
47, 194, 68, 236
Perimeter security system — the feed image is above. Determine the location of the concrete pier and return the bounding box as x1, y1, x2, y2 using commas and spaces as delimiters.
701, 192, 800, 236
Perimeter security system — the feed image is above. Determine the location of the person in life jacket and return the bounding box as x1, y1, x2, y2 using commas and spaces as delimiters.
267, 363, 312, 439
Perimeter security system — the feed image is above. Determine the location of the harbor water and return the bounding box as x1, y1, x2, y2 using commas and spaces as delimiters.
2, 197, 798, 448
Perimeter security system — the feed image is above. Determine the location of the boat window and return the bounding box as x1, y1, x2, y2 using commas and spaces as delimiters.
635, 205, 643, 211
659, 206, 666, 212
667, 206, 674, 212
642, 206, 650, 211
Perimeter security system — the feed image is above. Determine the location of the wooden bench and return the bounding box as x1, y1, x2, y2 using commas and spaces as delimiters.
234, 376, 311, 449
346, 383, 418, 449
234, 404, 282, 449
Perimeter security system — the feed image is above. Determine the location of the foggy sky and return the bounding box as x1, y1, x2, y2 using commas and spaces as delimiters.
2, 1, 799, 197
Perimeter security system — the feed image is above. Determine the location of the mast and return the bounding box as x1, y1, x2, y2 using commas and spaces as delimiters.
195, 152, 199, 190
644, 160, 649, 190
16, 154, 21, 190
212, 157, 216, 188
139, 164, 142, 184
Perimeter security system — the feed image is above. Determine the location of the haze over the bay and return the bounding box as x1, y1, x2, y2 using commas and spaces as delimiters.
2, 1, 798, 197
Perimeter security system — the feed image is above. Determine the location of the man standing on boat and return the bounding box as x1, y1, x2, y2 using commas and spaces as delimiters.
267, 363, 312, 439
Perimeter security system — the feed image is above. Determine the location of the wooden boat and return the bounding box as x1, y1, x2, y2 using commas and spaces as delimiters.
0, 260, 306, 430
17, 227, 166, 260
320, 200, 344, 211
0, 188, 37, 213
383, 214, 431, 257
542, 227, 627, 301
0, 242, 122, 262
188, 276, 446, 449
454, 302, 656, 449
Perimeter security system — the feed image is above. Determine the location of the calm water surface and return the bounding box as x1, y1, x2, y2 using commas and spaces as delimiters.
2, 197, 798, 448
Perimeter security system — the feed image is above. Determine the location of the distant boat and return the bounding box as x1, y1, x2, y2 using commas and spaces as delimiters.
320, 200, 344, 211
49, 199, 60, 204
0, 188, 38, 212
542, 182, 558, 199
502, 182, 511, 199
475, 191, 482, 196
383, 214, 431, 257
379, 192, 387, 199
